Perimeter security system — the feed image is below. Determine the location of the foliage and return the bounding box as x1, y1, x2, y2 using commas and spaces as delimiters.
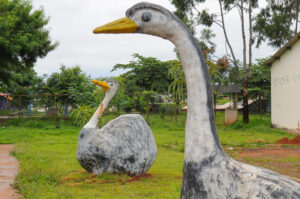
45, 65, 95, 109
170, 0, 206, 16
168, 60, 186, 103
172, 0, 283, 124
248, 59, 271, 96
142, 90, 157, 119
206, 59, 227, 85
198, 28, 216, 58
171, 0, 243, 84
168, 59, 226, 97
0, 0, 57, 84
254, 0, 300, 48
112, 54, 175, 95
0, 68, 43, 111
69, 106, 96, 127
221, 0, 259, 10
120, 94, 134, 112
159, 103, 178, 118
92, 77, 144, 113
171, 0, 217, 58
132, 92, 145, 112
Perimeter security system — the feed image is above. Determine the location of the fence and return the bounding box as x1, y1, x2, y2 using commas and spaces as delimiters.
0, 94, 69, 121
0, 91, 271, 126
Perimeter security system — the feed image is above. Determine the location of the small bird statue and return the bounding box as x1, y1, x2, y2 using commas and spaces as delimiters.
92, 2, 300, 198
76, 78, 157, 176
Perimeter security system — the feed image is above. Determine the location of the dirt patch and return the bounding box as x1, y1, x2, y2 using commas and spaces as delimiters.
238, 148, 300, 158
290, 135, 300, 144
236, 147, 300, 182
63, 172, 154, 186
124, 173, 153, 183
276, 135, 300, 145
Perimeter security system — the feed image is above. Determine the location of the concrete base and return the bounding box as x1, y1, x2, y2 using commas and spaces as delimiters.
225, 109, 238, 125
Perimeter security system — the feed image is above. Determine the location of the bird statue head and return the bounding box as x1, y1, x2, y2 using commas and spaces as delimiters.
93, 2, 180, 41
92, 78, 119, 99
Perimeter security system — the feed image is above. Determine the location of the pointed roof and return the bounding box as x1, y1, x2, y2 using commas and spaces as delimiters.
264, 32, 300, 67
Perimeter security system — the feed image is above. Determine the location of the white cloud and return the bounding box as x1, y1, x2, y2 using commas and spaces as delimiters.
32, 0, 276, 78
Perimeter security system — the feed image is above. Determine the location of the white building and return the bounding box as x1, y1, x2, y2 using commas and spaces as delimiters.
264, 32, 300, 132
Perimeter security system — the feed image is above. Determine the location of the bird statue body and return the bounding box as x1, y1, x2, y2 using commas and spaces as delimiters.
93, 2, 300, 198
76, 78, 157, 176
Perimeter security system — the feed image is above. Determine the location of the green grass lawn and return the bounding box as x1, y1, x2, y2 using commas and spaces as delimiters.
0, 113, 298, 198
216, 98, 231, 105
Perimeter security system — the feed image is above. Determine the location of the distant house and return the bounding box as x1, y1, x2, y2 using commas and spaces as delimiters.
264, 32, 300, 132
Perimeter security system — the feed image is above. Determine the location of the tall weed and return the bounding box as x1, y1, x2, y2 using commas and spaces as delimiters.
69, 106, 96, 127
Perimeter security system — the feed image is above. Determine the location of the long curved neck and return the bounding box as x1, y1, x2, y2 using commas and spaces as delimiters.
83, 94, 111, 129
169, 24, 223, 162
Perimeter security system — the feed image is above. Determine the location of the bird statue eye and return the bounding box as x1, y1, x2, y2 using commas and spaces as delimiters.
142, 12, 152, 22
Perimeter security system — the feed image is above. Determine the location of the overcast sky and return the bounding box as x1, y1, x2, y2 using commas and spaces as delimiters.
32, 0, 276, 78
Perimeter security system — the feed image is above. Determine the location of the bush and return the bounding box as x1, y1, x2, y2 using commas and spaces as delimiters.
121, 95, 134, 113
70, 106, 121, 128
132, 93, 146, 113
69, 106, 96, 127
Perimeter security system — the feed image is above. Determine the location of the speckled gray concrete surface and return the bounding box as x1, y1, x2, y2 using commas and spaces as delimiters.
77, 114, 157, 176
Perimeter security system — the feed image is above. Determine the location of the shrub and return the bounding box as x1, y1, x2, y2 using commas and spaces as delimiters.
69, 106, 96, 127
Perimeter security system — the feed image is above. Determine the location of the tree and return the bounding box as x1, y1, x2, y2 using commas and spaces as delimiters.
0, 0, 57, 84
248, 58, 271, 95
45, 65, 95, 115
168, 60, 186, 122
254, 0, 300, 48
111, 54, 174, 95
170, 0, 260, 123
2, 68, 43, 117
216, 0, 259, 123
168, 58, 225, 121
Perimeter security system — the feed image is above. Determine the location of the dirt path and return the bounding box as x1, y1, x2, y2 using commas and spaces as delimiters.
0, 145, 19, 199
230, 147, 300, 183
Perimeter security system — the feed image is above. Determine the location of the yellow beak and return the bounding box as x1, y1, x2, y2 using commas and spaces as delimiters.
93, 17, 139, 34
92, 80, 110, 91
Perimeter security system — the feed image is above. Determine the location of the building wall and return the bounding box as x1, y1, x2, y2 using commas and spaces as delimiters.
271, 40, 300, 131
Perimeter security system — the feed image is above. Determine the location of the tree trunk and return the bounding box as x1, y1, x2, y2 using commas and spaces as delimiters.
246, 0, 253, 124
218, 0, 239, 74
259, 93, 262, 120
233, 93, 238, 110
146, 94, 150, 120
240, 1, 249, 124
18, 96, 22, 119
175, 101, 179, 123
249, 0, 253, 78
54, 95, 59, 128
241, 1, 247, 73
295, 0, 300, 34
242, 79, 249, 124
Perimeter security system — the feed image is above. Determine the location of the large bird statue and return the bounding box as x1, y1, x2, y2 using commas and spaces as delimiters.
93, 2, 300, 198
76, 78, 157, 176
